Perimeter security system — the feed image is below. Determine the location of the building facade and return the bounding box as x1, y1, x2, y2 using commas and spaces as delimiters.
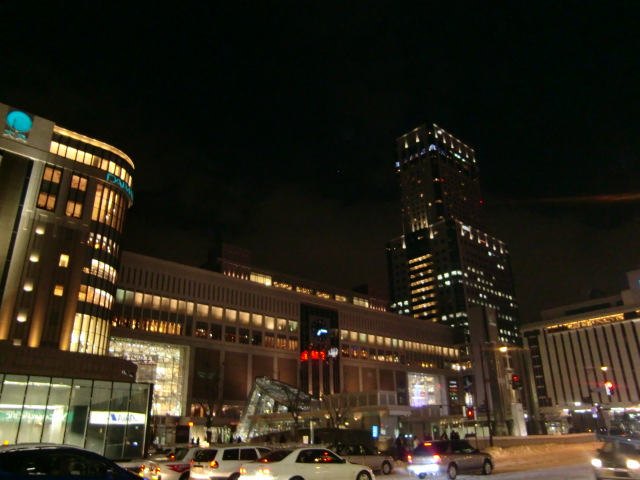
110, 250, 469, 444
0, 103, 134, 353
521, 270, 640, 434
0, 104, 149, 455
391, 123, 520, 345
389, 124, 527, 435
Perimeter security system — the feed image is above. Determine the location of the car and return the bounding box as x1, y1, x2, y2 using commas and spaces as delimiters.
406, 439, 493, 479
592, 435, 640, 480
0, 443, 140, 478
238, 446, 374, 480
141, 446, 217, 480
189, 445, 271, 480
330, 444, 394, 475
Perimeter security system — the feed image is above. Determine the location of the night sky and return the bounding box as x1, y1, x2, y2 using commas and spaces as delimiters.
3, 2, 640, 323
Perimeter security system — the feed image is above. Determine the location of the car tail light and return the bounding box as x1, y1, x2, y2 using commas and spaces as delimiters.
155, 466, 161, 474
591, 458, 603, 468
209, 460, 219, 468
406, 454, 412, 464
628, 459, 640, 470
432, 455, 441, 464
240, 467, 246, 475
257, 468, 271, 475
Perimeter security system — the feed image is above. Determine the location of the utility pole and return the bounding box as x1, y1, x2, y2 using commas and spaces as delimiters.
479, 344, 494, 447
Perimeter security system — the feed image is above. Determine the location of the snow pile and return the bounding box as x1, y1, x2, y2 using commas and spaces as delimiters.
484, 442, 600, 471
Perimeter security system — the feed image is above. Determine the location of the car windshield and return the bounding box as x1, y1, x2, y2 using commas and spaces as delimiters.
258, 450, 292, 463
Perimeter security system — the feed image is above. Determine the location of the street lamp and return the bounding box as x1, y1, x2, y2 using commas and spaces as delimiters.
478, 343, 495, 447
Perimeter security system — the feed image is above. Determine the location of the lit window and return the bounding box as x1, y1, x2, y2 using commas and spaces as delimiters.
59, 254, 70, 267
54, 285, 64, 296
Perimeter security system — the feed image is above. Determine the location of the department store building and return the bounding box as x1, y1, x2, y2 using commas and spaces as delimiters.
111, 249, 465, 445
0, 103, 149, 456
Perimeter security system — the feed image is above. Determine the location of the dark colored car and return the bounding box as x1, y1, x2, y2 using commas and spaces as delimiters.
592, 435, 640, 480
0, 443, 140, 478
406, 439, 493, 479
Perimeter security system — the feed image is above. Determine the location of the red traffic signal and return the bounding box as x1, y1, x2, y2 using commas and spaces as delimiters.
466, 406, 475, 420
512, 375, 523, 390
605, 381, 615, 396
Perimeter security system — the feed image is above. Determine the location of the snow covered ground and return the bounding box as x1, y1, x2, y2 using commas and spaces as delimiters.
387, 441, 600, 478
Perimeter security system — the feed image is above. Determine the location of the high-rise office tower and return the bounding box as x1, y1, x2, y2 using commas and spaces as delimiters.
0, 103, 135, 354
390, 124, 519, 344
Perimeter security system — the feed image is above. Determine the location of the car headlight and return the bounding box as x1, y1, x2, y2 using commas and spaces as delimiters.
627, 459, 640, 470
591, 458, 603, 468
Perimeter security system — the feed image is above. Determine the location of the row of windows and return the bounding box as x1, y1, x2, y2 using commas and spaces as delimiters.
91, 184, 127, 232
112, 316, 298, 351
50, 134, 133, 187
36, 167, 127, 232
78, 285, 113, 310
87, 233, 119, 256
116, 288, 299, 331
341, 344, 446, 369
119, 266, 298, 317
70, 313, 109, 354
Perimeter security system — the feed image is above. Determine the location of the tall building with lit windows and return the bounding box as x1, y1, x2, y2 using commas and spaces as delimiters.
0, 104, 149, 453
0, 103, 134, 353
390, 124, 520, 345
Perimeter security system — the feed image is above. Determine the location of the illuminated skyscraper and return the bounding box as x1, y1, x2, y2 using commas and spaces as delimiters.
391, 124, 520, 344
0, 103, 135, 353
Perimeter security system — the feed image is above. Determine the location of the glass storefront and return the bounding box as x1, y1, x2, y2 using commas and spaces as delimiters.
109, 338, 185, 417
0, 374, 150, 459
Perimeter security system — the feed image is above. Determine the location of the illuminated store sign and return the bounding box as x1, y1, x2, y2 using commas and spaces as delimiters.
300, 350, 326, 361
106, 173, 134, 200
3, 110, 33, 142
89, 411, 146, 425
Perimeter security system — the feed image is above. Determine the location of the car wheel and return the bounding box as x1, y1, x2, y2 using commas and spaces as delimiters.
418, 475, 426, 479
290, 476, 305, 480
446, 463, 458, 480
482, 459, 493, 475
229, 473, 241, 480
180, 473, 190, 480
356, 470, 371, 480
381, 461, 392, 475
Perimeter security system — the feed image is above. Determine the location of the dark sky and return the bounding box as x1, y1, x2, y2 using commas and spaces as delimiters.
3, 1, 640, 323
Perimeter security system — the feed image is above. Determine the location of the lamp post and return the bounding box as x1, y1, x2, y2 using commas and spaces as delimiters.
478, 343, 494, 447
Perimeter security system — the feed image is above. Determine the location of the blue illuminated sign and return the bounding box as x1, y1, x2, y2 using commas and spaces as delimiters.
371, 425, 379, 438
4, 110, 33, 142
106, 173, 134, 200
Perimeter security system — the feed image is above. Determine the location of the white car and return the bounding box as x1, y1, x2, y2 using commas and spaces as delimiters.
330, 445, 393, 475
239, 447, 374, 480
141, 446, 217, 480
190, 445, 271, 480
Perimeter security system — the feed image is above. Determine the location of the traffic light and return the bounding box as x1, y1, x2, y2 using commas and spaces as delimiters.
512, 375, 523, 390
466, 406, 475, 420
605, 381, 615, 396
